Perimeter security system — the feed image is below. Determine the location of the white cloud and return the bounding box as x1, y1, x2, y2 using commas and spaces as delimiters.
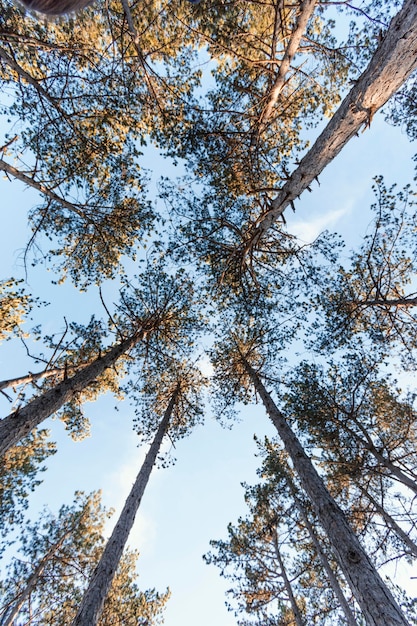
289, 205, 351, 243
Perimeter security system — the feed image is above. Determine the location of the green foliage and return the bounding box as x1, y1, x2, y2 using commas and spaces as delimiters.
0, 279, 34, 342
0, 491, 169, 625
0, 430, 56, 552
1, 0, 417, 622
312, 178, 417, 366
0, 0, 201, 285
205, 441, 356, 626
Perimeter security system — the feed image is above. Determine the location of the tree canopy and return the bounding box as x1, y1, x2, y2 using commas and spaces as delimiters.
1, 1, 417, 625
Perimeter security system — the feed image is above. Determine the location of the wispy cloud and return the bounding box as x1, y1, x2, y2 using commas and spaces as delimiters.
289, 205, 351, 243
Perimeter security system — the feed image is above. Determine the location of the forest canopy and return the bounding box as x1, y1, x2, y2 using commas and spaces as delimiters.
0, 1, 417, 625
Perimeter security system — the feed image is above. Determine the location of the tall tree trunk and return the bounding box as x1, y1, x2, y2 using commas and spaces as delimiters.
272, 528, 305, 626
241, 356, 408, 626
0, 529, 72, 626
71, 385, 179, 626
0, 329, 146, 457
251, 0, 417, 241
292, 491, 358, 626
256, 0, 317, 135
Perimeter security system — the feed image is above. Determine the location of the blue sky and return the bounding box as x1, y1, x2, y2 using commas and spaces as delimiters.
0, 99, 416, 625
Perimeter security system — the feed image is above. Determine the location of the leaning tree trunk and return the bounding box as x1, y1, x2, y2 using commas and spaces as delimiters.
272, 528, 305, 626
358, 485, 417, 559
0, 328, 146, 457
251, 0, 417, 241
292, 491, 358, 626
241, 356, 408, 626
71, 385, 179, 626
0, 365, 83, 392
256, 0, 317, 136
0, 528, 72, 626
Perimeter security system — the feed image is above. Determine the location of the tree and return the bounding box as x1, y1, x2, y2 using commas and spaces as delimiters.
0, 0, 201, 285
280, 358, 417, 568
0, 430, 56, 555
71, 388, 179, 626
248, 0, 417, 248
0, 265, 199, 455
311, 178, 417, 368
2, 0, 417, 622
206, 442, 359, 625
283, 359, 417, 494
73, 358, 206, 625
0, 491, 169, 625
210, 323, 409, 625
161, 0, 354, 297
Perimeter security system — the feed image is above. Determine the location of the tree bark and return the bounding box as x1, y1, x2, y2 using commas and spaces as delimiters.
256, 0, 317, 134
292, 492, 358, 626
0, 157, 85, 218
354, 297, 417, 309
272, 528, 305, 626
241, 357, 408, 626
0, 365, 83, 392
252, 0, 417, 241
0, 329, 145, 457
71, 386, 179, 626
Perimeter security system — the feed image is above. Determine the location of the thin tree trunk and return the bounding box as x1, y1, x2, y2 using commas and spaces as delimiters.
252, 0, 417, 241
71, 385, 179, 626
272, 529, 305, 626
257, 0, 317, 133
0, 157, 85, 218
359, 486, 417, 559
354, 297, 417, 309
0, 365, 83, 392
241, 356, 408, 626
0, 529, 72, 626
292, 492, 358, 626
0, 329, 145, 457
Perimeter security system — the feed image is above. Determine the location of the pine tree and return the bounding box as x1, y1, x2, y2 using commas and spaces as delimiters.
210, 321, 409, 625
0, 265, 199, 455
73, 358, 206, 625
0, 491, 169, 625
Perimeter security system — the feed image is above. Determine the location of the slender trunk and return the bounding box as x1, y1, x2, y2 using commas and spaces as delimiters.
0, 365, 83, 392
0, 157, 84, 218
292, 493, 358, 626
272, 529, 305, 626
71, 386, 179, 626
257, 0, 317, 132
359, 486, 417, 559
0, 529, 71, 626
241, 357, 408, 626
252, 0, 417, 239
337, 417, 417, 495
0, 329, 145, 457
355, 297, 417, 309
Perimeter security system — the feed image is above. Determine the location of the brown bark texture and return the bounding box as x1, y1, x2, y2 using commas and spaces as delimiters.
242, 357, 408, 626
71, 387, 178, 626
0, 330, 144, 457
253, 0, 417, 241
